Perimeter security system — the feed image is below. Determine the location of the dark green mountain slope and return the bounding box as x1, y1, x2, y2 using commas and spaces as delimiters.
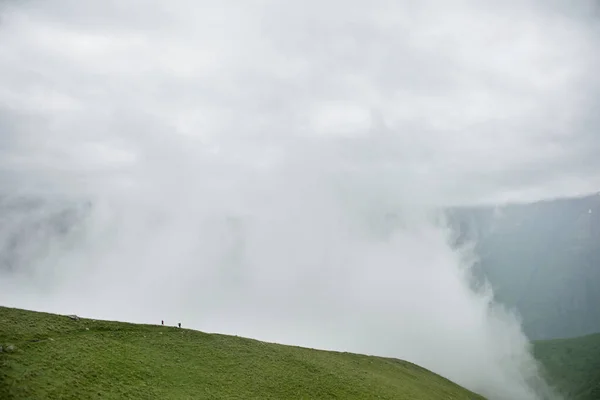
534, 333, 600, 400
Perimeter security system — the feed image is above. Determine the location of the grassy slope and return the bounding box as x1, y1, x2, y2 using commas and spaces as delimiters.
534, 333, 600, 400
0, 306, 485, 400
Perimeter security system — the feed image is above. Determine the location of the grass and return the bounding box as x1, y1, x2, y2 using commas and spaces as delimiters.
0, 306, 485, 399
534, 333, 600, 400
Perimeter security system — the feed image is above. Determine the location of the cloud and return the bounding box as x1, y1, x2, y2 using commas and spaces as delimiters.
1, 0, 598, 398
0, 0, 599, 204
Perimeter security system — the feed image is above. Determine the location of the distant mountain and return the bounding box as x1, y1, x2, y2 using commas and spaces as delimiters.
447, 193, 600, 340
0, 196, 90, 274
534, 332, 600, 400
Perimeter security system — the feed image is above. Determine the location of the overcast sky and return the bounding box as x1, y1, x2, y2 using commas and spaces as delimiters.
1, 0, 600, 206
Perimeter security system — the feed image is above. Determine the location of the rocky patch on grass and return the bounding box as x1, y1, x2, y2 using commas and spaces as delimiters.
0, 344, 16, 353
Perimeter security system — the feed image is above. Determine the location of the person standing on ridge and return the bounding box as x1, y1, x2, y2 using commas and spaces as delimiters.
161, 320, 164, 326
178, 322, 181, 328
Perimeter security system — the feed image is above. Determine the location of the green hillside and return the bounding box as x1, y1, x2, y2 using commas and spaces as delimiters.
0, 306, 485, 400
533, 333, 600, 400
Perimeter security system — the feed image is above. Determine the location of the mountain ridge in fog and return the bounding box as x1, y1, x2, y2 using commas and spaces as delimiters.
446, 191, 600, 340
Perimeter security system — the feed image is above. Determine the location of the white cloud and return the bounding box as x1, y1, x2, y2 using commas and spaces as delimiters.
1, 0, 598, 204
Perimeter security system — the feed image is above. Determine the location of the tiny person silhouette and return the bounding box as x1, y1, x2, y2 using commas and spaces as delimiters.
161, 320, 164, 326
178, 322, 181, 328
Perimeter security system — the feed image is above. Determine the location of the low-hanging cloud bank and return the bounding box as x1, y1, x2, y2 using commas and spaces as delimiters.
0, 158, 557, 400
2, 0, 600, 398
